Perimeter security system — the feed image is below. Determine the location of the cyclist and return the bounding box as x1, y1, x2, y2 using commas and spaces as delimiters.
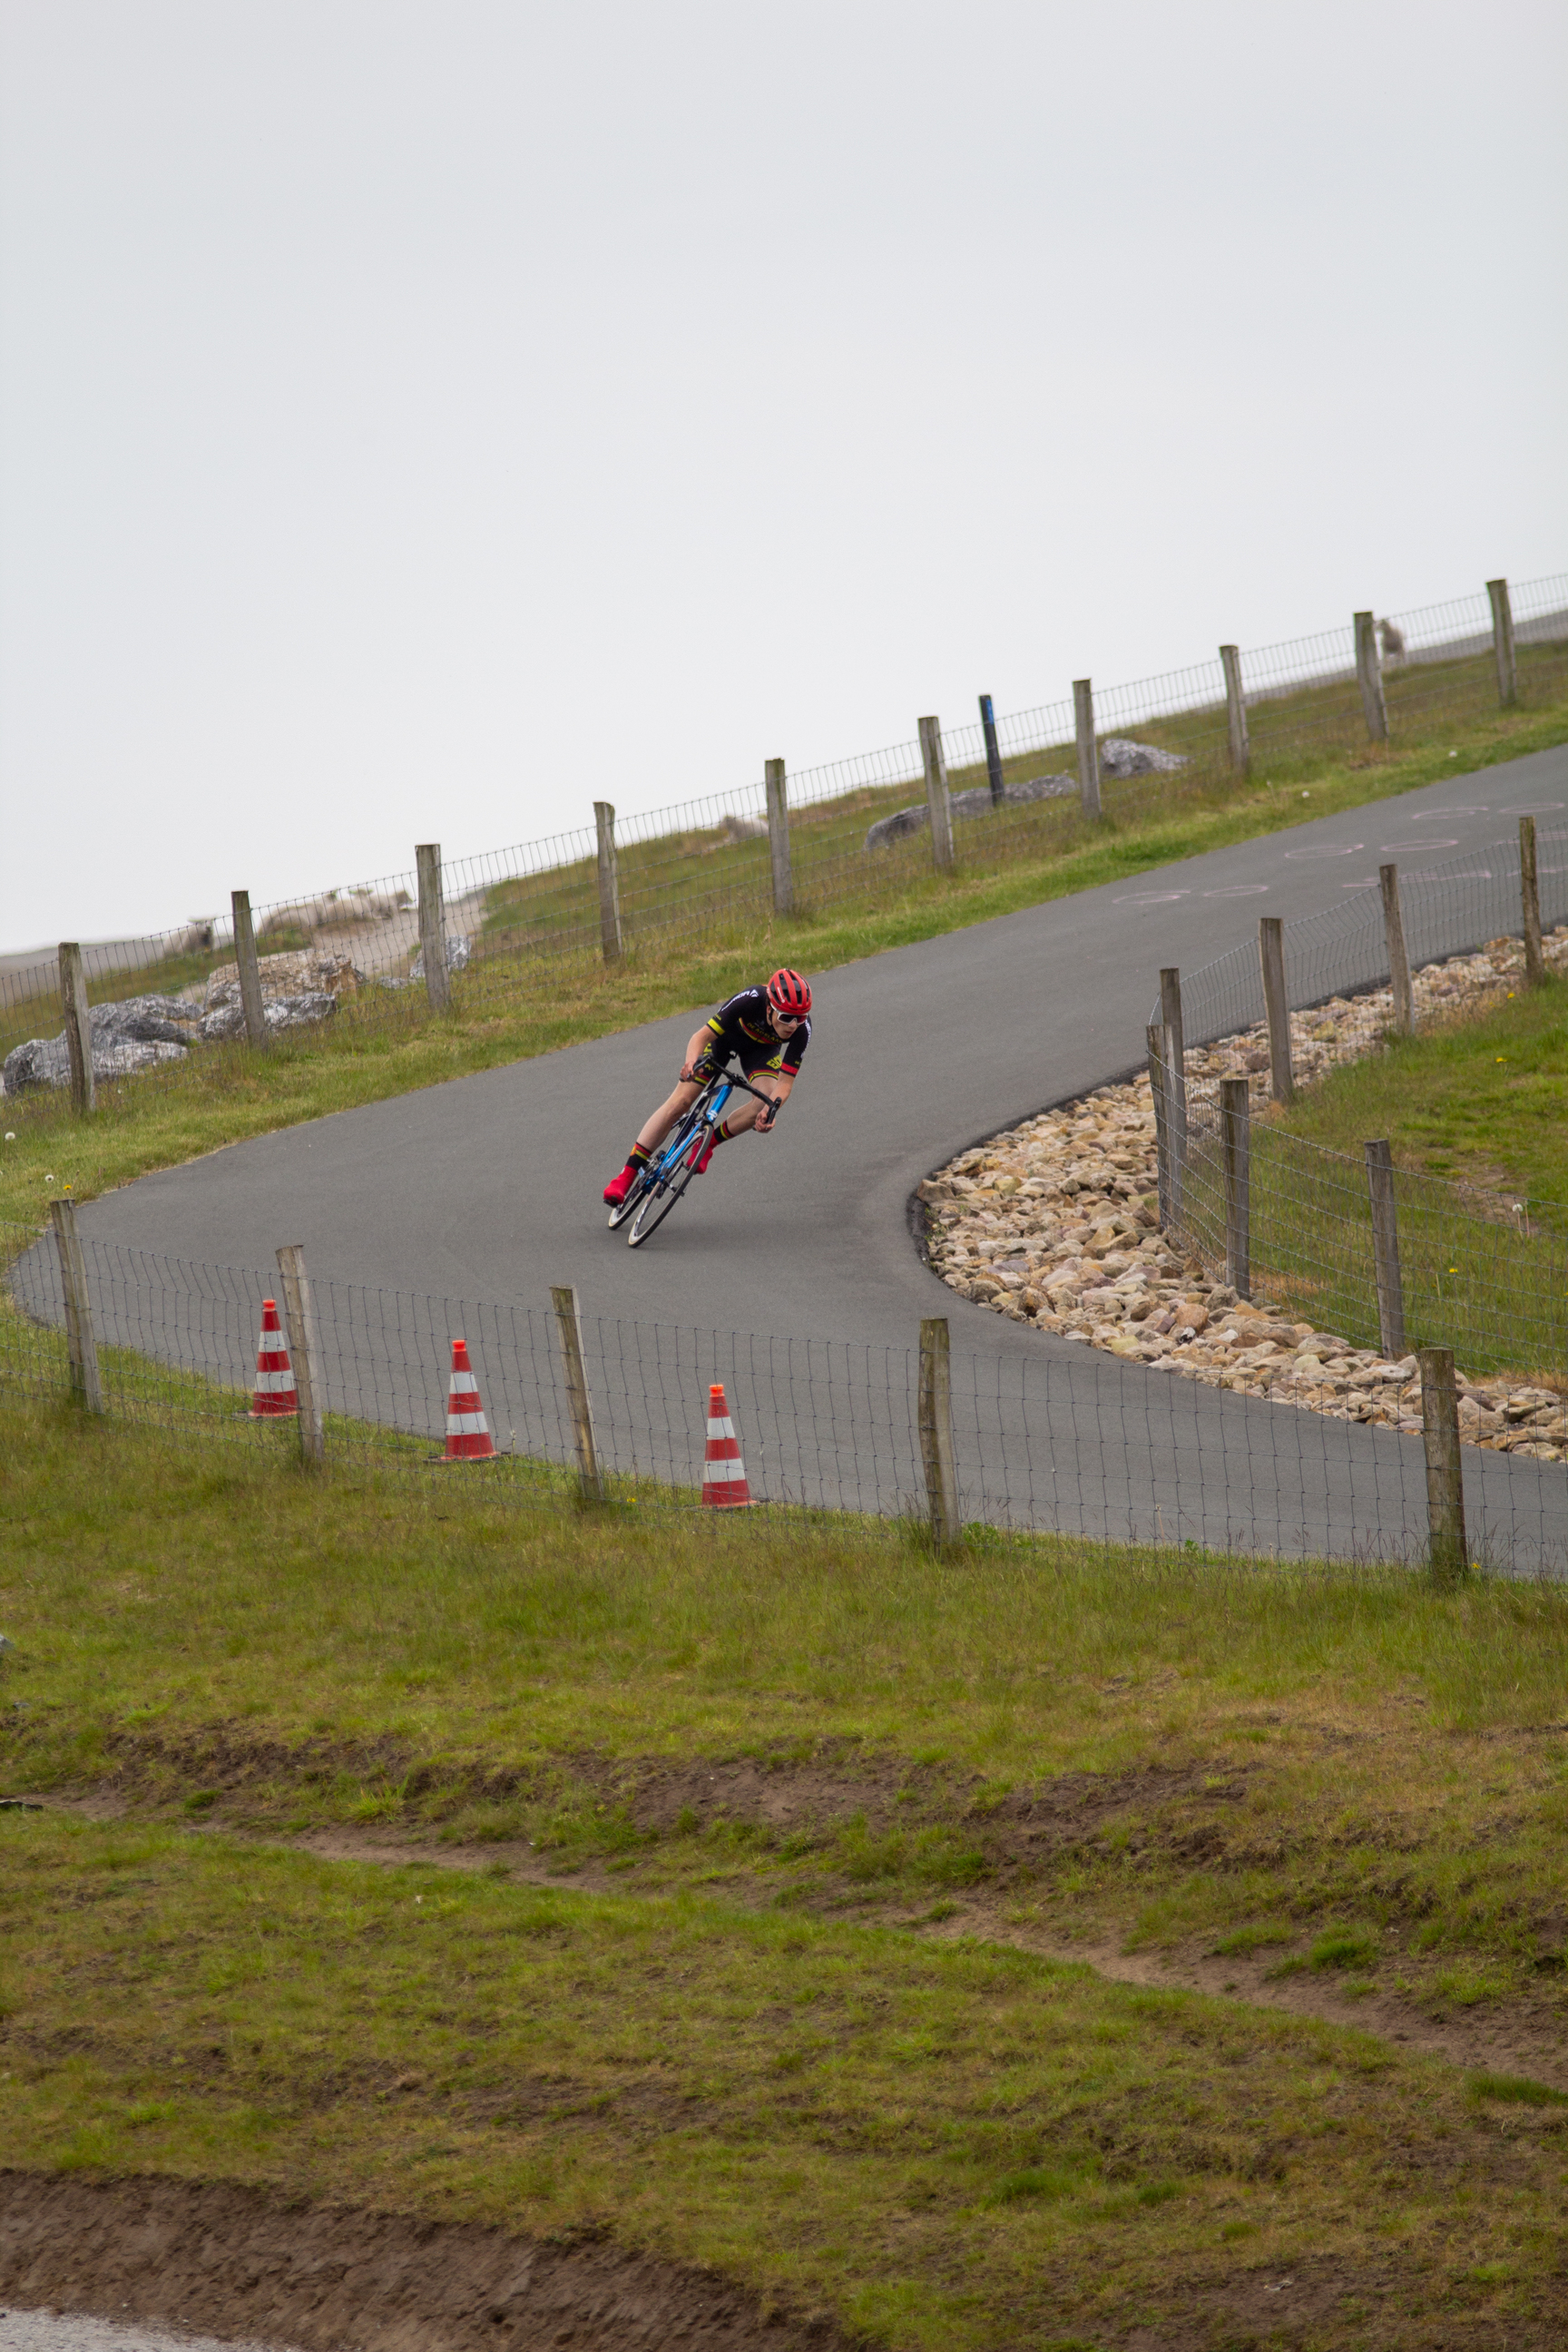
603, 968, 812, 1208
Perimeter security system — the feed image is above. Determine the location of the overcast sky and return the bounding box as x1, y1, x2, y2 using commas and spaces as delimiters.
2, 0, 1564, 951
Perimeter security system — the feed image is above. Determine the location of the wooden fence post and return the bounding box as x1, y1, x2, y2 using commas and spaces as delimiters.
1220, 1077, 1250, 1300
1147, 1023, 1173, 1230
1520, 815, 1544, 985
978, 693, 1004, 807
1363, 1139, 1406, 1359
764, 759, 793, 916
1159, 967, 1187, 1213
230, 889, 270, 1051
551, 1283, 604, 1504
50, 1198, 103, 1412
1258, 916, 1295, 1103
1073, 680, 1101, 819
415, 843, 451, 1013
275, 1244, 325, 1465
1354, 611, 1388, 743
1379, 864, 1414, 1034
593, 802, 623, 961
917, 1316, 959, 1553
1159, 966, 1186, 1088
1487, 577, 1517, 708
917, 717, 955, 872
1418, 1346, 1467, 1582
57, 943, 94, 1116
1220, 644, 1250, 775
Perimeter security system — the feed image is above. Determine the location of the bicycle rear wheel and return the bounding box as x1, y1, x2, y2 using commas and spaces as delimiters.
627, 1129, 704, 1247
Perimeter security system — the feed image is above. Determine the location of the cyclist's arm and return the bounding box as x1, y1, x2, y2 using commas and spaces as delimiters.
753, 1069, 795, 1130
679, 1024, 720, 1083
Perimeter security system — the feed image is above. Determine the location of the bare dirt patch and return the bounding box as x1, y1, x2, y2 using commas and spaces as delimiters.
0, 2170, 856, 2352
5, 2170, 1563, 2352
1120, 2252, 1568, 2350
88, 1724, 419, 1808
80, 1720, 1246, 1866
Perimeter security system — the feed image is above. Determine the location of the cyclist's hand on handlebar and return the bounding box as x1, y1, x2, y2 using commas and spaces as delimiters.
756, 1099, 779, 1132
680, 1056, 716, 1084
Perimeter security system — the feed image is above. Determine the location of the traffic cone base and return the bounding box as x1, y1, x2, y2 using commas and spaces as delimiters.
701, 1381, 752, 1507
250, 1298, 298, 1418
445, 1338, 496, 1461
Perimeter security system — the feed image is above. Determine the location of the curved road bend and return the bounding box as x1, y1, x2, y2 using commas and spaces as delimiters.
60, 745, 1568, 1564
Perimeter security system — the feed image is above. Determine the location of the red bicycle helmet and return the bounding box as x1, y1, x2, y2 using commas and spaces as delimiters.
767, 967, 812, 1017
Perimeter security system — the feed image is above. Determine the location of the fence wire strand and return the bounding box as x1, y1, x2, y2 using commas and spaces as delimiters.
5, 573, 1564, 1127
4, 1209, 1564, 1573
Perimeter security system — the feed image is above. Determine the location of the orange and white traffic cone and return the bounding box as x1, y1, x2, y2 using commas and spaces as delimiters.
249, 1298, 298, 1418
444, 1338, 496, 1461
701, 1382, 751, 1506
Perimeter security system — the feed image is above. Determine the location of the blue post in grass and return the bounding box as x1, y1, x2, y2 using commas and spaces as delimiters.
978, 693, 1004, 806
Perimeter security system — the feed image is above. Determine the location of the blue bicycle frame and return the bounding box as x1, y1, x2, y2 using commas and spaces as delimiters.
618, 1058, 781, 1245
652, 1065, 755, 1180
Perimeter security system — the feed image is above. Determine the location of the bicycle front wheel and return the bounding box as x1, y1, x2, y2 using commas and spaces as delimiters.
606, 1165, 652, 1230
627, 1131, 703, 1247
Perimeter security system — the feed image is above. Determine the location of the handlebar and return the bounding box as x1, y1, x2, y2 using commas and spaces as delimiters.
693, 1060, 782, 1120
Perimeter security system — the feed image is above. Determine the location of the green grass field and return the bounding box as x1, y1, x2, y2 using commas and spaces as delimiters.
1274, 976, 1568, 1211
5, 662, 1568, 2342
4, 693, 1567, 1240
11, 1811, 1568, 2350
5, 1399, 1568, 2341
1177, 978, 1568, 1380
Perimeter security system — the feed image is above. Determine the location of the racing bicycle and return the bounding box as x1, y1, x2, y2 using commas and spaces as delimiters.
608, 1059, 781, 1248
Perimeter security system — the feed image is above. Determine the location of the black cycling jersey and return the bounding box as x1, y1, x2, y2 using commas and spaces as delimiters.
703, 986, 810, 1077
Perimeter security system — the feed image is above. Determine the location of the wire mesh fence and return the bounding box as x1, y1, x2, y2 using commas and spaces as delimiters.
3, 1213, 1565, 1573
1168, 826, 1568, 1054
1177, 1097, 1568, 1391
1143, 823, 1568, 1396
5, 571, 1564, 1131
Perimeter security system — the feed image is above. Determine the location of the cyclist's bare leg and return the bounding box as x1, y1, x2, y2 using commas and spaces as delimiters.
632, 1026, 714, 1154
634, 1077, 701, 1156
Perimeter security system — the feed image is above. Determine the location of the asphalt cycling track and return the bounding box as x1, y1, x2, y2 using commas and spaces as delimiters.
64, 745, 1568, 1567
